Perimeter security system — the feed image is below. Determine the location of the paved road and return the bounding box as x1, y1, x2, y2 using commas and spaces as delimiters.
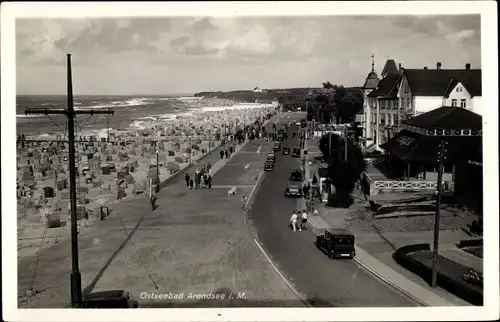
250, 113, 418, 307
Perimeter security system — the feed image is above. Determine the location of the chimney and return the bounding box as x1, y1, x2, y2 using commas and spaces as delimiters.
466, 63, 471, 70
437, 62, 442, 70
423, 66, 428, 70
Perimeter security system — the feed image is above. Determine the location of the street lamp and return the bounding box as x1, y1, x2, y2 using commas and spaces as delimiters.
155, 150, 160, 193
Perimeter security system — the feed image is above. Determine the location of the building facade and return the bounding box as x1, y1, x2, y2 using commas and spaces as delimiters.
359, 60, 482, 148
356, 55, 380, 146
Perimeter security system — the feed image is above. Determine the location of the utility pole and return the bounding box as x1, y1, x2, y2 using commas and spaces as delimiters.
344, 127, 349, 162
431, 140, 447, 288
328, 132, 332, 158
25, 54, 114, 308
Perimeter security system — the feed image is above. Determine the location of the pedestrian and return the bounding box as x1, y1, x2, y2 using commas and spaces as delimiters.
189, 178, 194, 189
290, 211, 298, 232
241, 196, 248, 211
207, 174, 212, 188
203, 174, 208, 188
220, 150, 224, 159
225, 150, 229, 159
300, 209, 308, 231
185, 172, 190, 187
147, 178, 157, 210
312, 207, 319, 216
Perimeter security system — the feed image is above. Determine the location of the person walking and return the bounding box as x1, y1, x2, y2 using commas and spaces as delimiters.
300, 209, 308, 231
220, 150, 224, 159
147, 178, 157, 210
290, 211, 298, 232
189, 178, 194, 189
241, 195, 248, 211
185, 172, 190, 187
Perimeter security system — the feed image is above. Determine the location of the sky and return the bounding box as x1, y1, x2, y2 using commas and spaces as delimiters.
16, 15, 481, 95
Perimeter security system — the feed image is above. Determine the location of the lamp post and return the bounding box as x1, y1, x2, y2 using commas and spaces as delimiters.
431, 141, 447, 287
155, 150, 160, 193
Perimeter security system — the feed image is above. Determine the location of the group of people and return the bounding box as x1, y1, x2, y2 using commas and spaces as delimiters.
289, 207, 319, 232
184, 163, 212, 189
220, 146, 235, 159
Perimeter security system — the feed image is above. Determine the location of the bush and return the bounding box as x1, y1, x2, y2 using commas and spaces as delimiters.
393, 244, 483, 306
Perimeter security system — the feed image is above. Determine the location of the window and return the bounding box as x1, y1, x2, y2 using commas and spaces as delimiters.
460, 99, 467, 108
406, 99, 410, 110
451, 99, 458, 107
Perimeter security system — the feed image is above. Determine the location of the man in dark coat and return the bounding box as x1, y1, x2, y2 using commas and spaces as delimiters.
185, 172, 190, 187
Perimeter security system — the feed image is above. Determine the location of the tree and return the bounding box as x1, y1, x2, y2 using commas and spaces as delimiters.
318, 133, 366, 208
322, 81, 334, 89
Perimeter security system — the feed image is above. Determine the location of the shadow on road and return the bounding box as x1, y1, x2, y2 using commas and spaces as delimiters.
82, 211, 149, 296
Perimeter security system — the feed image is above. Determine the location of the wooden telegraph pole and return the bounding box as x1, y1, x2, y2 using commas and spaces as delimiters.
431, 140, 447, 287
344, 127, 348, 162
25, 54, 114, 307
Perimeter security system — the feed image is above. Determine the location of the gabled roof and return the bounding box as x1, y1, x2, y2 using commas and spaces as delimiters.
402, 106, 482, 130
381, 59, 399, 77
443, 79, 475, 98
403, 69, 482, 97
367, 74, 400, 98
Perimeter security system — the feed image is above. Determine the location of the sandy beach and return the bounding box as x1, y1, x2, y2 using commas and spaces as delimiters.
16, 102, 278, 260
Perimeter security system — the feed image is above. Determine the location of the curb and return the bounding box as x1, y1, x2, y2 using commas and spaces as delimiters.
353, 248, 428, 307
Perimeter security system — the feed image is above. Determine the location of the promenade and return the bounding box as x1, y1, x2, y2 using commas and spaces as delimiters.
17, 115, 301, 308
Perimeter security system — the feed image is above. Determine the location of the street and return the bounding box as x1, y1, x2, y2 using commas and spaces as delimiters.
250, 112, 418, 307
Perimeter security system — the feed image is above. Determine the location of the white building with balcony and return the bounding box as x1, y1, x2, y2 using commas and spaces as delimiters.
359, 60, 482, 148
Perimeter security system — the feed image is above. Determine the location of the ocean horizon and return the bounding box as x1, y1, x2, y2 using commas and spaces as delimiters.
15, 94, 272, 137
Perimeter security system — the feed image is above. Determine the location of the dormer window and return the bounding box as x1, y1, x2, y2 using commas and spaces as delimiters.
451, 99, 458, 107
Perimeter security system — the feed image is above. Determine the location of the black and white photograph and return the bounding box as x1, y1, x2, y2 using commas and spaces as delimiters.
1, 1, 498, 321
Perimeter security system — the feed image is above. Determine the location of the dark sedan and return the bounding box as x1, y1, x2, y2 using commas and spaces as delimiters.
289, 169, 302, 182
284, 184, 302, 198
282, 146, 291, 155
273, 142, 281, 151
264, 161, 274, 171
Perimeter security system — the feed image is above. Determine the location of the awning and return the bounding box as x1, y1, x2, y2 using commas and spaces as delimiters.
380, 129, 481, 162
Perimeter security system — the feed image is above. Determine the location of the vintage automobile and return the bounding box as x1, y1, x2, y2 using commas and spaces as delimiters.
273, 142, 282, 151
315, 229, 356, 259
289, 169, 302, 182
282, 146, 291, 155
264, 160, 275, 171
284, 183, 302, 197
266, 153, 276, 163
292, 147, 301, 158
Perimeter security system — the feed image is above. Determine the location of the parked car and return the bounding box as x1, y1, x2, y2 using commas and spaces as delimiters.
315, 229, 356, 259
273, 142, 281, 151
264, 161, 275, 171
289, 169, 302, 182
266, 153, 276, 163
284, 183, 302, 197
292, 147, 301, 158
282, 146, 291, 155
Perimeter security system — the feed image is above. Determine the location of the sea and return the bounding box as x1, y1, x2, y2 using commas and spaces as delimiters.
16, 95, 260, 138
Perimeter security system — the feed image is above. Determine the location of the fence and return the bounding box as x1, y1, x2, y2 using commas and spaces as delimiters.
373, 180, 437, 190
